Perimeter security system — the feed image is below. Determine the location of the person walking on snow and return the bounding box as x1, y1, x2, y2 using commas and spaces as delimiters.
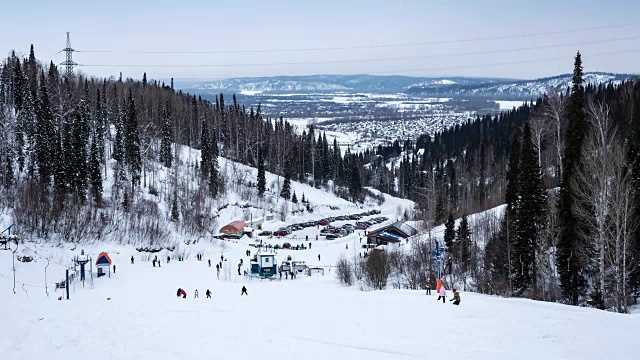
318, 254, 321, 261
425, 283, 431, 295
208, 259, 211, 267
450, 288, 461, 305
206, 289, 211, 298
167, 256, 170, 263
437, 286, 447, 303
241, 286, 248, 296
131, 256, 134, 264
113, 264, 116, 274
194, 289, 199, 298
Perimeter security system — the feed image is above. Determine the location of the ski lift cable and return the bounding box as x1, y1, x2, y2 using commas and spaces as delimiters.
0, 272, 46, 289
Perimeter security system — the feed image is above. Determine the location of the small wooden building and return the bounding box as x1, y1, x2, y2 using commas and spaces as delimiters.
366, 221, 418, 245
220, 221, 248, 238
95, 252, 112, 278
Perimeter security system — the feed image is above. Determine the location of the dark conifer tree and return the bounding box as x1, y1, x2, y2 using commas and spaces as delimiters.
72, 110, 88, 201
160, 102, 173, 168
444, 213, 456, 250
556, 52, 587, 304
280, 159, 292, 200
171, 195, 179, 221
113, 98, 124, 162
257, 153, 266, 197
124, 88, 141, 184
89, 136, 103, 204
200, 119, 211, 178
513, 123, 547, 294
291, 191, 298, 203
208, 131, 219, 197
35, 73, 54, 184
455, 215, 471, 271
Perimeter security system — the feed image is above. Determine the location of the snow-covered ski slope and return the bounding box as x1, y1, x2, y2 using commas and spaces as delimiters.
2, 202, 639, 360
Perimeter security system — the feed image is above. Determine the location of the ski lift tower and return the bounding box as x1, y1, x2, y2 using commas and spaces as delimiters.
0, 224, 18, 251
431, 239, 447, 292
74, 249, 92, 288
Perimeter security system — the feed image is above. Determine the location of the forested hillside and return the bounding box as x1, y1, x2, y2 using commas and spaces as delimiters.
1, 46, 640, 311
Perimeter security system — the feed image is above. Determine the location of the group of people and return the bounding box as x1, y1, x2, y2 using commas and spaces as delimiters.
176, 287, 245, 298
426, 283, 461, 305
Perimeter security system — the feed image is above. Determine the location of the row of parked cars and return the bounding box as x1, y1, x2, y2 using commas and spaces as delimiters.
259, 209, 383, 238
319, 216, 389, 239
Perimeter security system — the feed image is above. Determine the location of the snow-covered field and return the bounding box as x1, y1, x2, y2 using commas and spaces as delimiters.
2, 224, 639, 360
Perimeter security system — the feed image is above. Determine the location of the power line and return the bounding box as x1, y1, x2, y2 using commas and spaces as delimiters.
74, 22, 640, 55
77, 34, 640, 68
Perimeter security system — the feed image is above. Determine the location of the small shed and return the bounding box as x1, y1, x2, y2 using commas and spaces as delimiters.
251, 253, 277, 277
220, 221, 248, 238
96, 252, 112, 278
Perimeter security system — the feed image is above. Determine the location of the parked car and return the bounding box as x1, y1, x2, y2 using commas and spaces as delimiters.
258, 231, 272, 236
324, 234, 339, 240
348, 214, 361, 220
282, 242, 292, 249
274, 229, 290, 236
319, 219, 330, 225
355, 222, 369, 230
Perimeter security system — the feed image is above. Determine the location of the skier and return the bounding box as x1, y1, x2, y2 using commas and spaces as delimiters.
221, 255, 224, 262
194, 289, 199, 298
176, 288, 182, 297
153, 259, 156, 267
450, 288, 461, 305
206, 289, 211, 298
306, 235, 309, 242
437, 286, 447, 303
241, 286, 248, 296
113, 264, 116, 274
425, 283, 431, 295
167, 256, 170, 263
318, 254, 321, 261
309, 242, 312, 249
208, 259, 211, 267
131, 256, 134, 264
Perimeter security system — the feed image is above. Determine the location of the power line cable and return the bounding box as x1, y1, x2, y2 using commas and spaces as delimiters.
74, 22, 640, 54
77, 34, 640, 68
0, 272, 46, 289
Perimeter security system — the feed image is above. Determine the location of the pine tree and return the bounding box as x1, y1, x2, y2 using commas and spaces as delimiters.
291, 192, 298, 203
113, 98, 124, 162
349, 158, 362, 199
444, 213, 456, 250
513, 123, 547, 294
280, 160, 292, 200
94, 88, 105, 164
4, 156, 13, 189
160, 102, 173, 167
455, 215, 471, 271
35, 73, 55, 185
72, 110, 88, 201
208, 131, 219, 197
54, 132, 67, 193
124, 88, 141, 184
257, 153, 266, 197
301, 193, 306, 204
171, 196, 179, 221
89, 137, 103, 204
557, 52, 587, 305
122, 191, 129, 213
200, 120, 211, 178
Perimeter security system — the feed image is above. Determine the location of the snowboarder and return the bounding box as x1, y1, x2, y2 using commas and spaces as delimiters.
318, 254, 321, 261
437, 286, 447, 303
194, 289, 199, 298
208, 259, 211, 267
206, 289, 211, 298
131, 256, 134, 264
450, 288, 461, 305
241, 286, 248, 296
425, 283, 431, 295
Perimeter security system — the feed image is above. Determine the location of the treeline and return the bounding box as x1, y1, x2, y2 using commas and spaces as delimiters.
351, 53, 640, 313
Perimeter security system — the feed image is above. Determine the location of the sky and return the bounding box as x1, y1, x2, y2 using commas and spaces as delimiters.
1, 0, 639, 81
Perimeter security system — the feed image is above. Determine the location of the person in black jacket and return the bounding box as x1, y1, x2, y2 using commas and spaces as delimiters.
206, 289, 211, 298
241, 286, 248, 296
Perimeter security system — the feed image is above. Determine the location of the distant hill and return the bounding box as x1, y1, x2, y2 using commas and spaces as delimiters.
177, 73, 637, 99
405, 72, 638, 99
175, 75, 510, 95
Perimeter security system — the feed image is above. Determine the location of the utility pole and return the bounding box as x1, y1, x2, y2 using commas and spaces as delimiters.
61, 32, 77, 79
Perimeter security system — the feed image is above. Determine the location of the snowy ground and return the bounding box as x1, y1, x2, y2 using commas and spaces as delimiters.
2, 202, 640, 359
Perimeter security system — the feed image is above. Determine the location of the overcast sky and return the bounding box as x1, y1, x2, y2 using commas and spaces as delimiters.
1, 0, 639, 80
